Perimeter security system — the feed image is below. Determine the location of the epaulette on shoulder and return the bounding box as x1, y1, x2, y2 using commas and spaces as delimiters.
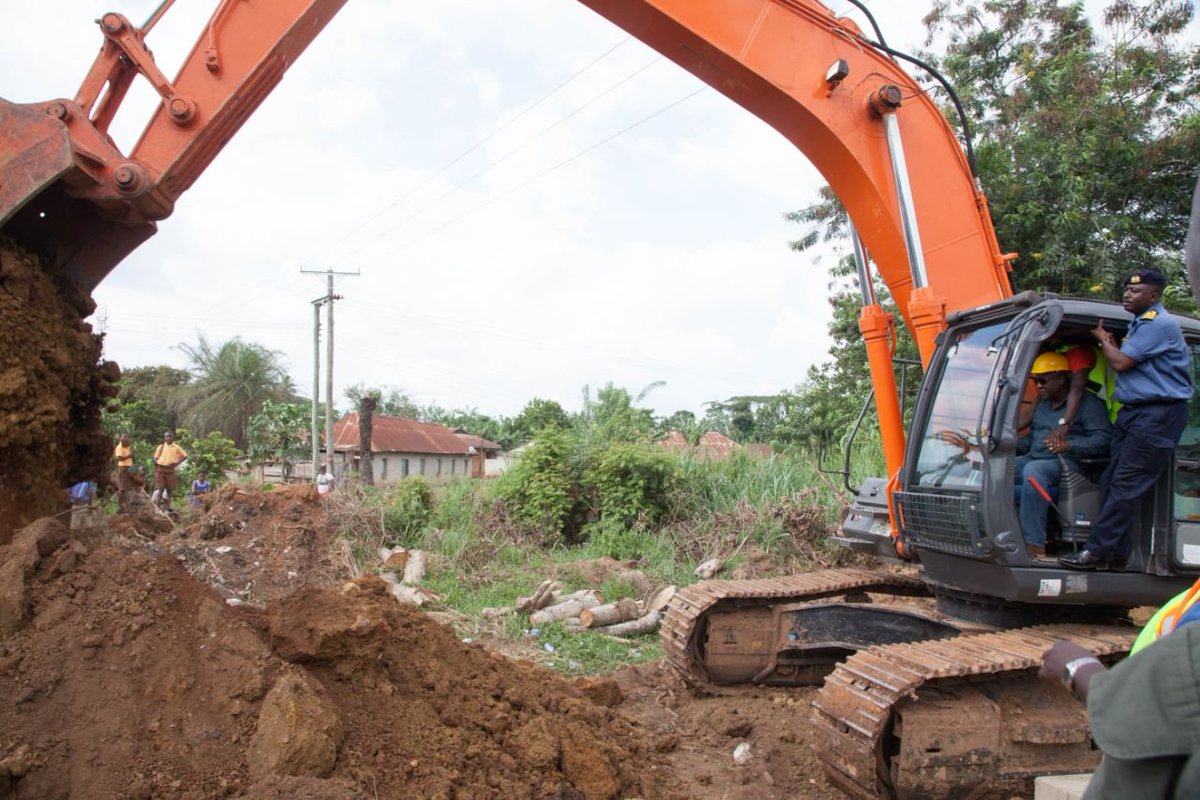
1140, 309, 1158, 320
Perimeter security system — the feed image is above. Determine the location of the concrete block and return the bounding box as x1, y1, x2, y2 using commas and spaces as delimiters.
1034, 773, 1092, 800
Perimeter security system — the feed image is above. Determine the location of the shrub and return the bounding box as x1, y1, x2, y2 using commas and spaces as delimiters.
493, 427, 575, 543
383, 478, 433, 540
582, 441, 678, 529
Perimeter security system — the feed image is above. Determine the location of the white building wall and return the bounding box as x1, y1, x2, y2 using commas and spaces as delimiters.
367, 452, 474, 483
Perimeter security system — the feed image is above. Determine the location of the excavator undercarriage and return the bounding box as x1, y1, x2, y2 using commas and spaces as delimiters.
661, 568, 1136, 799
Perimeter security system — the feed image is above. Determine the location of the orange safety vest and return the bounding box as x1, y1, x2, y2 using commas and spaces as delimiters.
1157, 579, 1200, 638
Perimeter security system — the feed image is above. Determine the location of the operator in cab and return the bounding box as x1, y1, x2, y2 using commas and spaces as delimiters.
1061, 269, 1194, 570
1016, 353, 1112, 556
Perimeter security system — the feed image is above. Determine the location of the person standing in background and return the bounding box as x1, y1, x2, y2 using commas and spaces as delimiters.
152, 431, 188, 510
113, 432, 134, 512
189, 471, 211, 512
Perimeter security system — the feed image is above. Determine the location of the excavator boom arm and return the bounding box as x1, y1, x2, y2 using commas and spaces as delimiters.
1, 0, 1011, 320
580, 0, 1012, 323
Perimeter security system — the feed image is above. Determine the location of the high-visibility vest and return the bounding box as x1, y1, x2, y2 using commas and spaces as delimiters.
1087, 351, 1120, 422
1131, 577, 1200, 655
1057, 344, 1120, 421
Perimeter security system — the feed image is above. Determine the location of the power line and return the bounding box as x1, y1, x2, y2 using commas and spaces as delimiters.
301, 35, 635, 270
329, 55, 664, 269
372, 85, 709, 259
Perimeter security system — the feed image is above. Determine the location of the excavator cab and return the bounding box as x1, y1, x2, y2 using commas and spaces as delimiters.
846, 292, 1200, 625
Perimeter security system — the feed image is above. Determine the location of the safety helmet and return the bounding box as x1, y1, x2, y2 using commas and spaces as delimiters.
1031, 352, 1070, 375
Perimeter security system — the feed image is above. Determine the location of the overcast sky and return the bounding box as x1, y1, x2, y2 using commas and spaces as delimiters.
4, 2, 1195, 422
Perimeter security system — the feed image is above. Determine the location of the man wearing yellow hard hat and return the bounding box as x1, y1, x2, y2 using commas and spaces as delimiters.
1015, 351, 1112, 556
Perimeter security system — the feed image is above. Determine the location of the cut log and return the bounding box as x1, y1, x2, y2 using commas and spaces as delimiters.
389, 583, 437, 607
384, 548, 410, 570
592, 609, 661, 637
551, 589, 604, 606
516, 580, 561, 612
579, 598, 640, 629
401, 550, 426, 585
648, 585, 676, 613
528, 594, 602, 626
481, 607, 514, 618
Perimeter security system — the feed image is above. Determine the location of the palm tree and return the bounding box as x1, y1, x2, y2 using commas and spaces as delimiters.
175, 335, 295, 449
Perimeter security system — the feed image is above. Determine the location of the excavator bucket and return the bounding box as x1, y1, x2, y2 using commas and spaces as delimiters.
0, 98, 154, 292
0, 100, 75, 233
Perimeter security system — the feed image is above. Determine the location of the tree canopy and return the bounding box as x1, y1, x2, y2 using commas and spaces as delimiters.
924, 0, 1199, 301
777, 0, 1199, 453
174, 336, 296, 450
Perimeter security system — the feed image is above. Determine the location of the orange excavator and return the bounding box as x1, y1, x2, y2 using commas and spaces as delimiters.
2, 1, 1198, 798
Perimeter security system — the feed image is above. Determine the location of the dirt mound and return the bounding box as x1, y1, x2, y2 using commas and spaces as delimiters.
268, 579, 677, 799
0, 511, 684, 799
0, 238, 117, 544
107, 484, 343, 609
612, 662, 844, 800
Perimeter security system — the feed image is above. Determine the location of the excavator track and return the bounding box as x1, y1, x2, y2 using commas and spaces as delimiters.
812, 624, 1135, 799
661, 568, 932, 685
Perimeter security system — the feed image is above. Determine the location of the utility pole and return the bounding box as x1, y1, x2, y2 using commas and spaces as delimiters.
302, 268, 358, 478
310, 298, 323, 476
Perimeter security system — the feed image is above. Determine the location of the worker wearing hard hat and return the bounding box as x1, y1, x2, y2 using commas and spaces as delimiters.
1015, 352, 1112, 556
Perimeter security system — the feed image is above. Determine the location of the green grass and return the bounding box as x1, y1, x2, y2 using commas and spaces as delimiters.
338, 440, 854, 676
527, 622, 662, 675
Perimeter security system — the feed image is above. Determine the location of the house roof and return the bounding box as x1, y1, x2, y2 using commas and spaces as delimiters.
453, 431, 504, 452
695, 431, 739, 458
332, 413, 469, 455
658, 430, 771, 459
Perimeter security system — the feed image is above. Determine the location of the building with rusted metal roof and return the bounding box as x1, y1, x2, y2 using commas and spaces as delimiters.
452, 429, 505, 478
658, 430, 772, 460
331, 413, 473, 482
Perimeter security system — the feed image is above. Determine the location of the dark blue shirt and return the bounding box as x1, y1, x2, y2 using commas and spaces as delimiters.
1026, 392, 1111, 461
1116, 303, 1193, 404
1176, 602, 1200, 631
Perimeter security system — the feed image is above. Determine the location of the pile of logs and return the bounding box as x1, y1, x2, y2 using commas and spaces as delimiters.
377, 546, 438, 606
374, 543, 689, 640
483, 580, 677, 638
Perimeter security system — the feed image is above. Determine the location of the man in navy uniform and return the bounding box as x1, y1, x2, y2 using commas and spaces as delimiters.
1061, 269, 1194, 569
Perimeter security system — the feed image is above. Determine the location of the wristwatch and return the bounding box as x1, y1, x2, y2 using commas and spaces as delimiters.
1062, 655, 1101, 693
1057, 418, 1067, 426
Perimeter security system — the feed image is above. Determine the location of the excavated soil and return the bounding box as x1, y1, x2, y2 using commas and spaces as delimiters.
0, 238, 117, 544
0, 486, 851, 800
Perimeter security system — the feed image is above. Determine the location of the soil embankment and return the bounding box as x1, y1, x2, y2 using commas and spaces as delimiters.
0, 238, 116, 544
0, 490, 686, 800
